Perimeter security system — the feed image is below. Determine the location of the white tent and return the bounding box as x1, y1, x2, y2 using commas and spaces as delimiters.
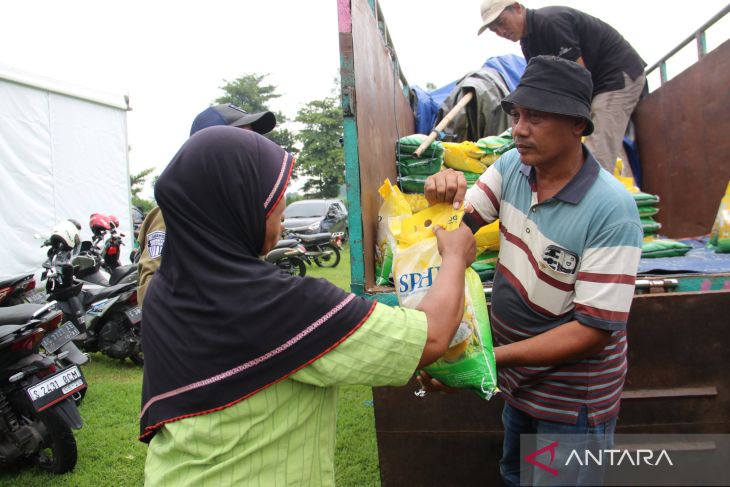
0, 64, 132, 280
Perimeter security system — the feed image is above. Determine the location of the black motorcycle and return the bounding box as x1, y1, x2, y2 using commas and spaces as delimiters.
0, 274, 46, 307
42, 238, 143, 366
73, 240, 137, 288
0, 301, 86, 473
265, 239, 308, 277
284, 231, 341, 268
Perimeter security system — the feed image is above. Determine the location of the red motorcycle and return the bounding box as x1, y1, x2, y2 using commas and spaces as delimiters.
89, 213, 126, 272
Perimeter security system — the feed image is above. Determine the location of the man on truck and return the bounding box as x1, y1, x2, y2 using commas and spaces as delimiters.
422, 55, 642, 486
477, 0, 646, 173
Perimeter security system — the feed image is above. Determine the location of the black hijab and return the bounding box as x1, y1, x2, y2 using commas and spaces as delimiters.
139, 126, 375, 442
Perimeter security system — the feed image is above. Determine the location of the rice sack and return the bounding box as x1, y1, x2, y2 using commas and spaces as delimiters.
389, 203, 498, 399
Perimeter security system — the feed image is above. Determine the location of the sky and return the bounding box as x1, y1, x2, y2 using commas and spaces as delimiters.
1, 0, 728, 196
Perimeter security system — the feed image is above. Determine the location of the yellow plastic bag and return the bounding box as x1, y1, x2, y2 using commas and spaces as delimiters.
376, 180, 411, 285
402, 193, 429, 213
710, 181, 730, 253
442, 141, 487, 174
474, 220, 500, 252
613, 158, 640, 193
390, 203, 498, 399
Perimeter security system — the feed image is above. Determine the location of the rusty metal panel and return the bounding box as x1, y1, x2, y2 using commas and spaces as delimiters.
351, 0, 415, 289
373, 290, 730, 486
634, 40, 730, 237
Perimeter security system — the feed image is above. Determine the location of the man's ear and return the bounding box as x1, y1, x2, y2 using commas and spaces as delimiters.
573, 118, 588, 136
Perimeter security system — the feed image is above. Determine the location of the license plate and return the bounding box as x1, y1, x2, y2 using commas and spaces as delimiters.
41, 321, 80, 354
25, 290, 47, 304
125, 306, 142, 324
26, 366, 87, 412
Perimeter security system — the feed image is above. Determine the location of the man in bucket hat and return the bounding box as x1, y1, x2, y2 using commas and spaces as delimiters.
137, 104, 277, 305
476, 1, 646, 173
422, 56, 642, 486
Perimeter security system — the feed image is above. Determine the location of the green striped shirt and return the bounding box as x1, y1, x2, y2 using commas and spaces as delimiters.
144, 303, 427, 486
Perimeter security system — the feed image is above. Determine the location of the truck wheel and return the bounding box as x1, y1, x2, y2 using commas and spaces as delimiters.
314, 244, 341, 268
33, 409, 78, 474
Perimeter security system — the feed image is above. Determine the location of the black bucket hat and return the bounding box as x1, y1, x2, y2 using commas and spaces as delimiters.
501, 55, 594, 135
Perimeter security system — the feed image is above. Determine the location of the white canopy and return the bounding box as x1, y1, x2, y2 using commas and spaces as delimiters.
0, 64, 132, 279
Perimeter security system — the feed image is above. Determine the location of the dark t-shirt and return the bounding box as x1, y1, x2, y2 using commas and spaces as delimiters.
520, 6, 646, 95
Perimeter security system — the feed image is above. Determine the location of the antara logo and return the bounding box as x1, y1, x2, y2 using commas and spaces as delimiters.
566, 448, 673, 467
398, 266, 439, 294
525, 440, 674, 476
525, 441, 560, 476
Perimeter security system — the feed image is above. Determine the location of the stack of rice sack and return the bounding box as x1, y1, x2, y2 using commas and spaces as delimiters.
633, 191, 662, 237
396, 134, 444, 194
613, 161, 691, 258
441, 129, 514, 188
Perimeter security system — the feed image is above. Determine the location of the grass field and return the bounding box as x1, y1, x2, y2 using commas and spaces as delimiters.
1, 245, 381, 486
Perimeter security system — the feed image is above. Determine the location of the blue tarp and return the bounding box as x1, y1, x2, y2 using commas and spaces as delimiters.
639, 237, 730, 274
413, 54, 526, 135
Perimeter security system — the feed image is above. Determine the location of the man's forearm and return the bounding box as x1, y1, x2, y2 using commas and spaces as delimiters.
494, 320, 611, 368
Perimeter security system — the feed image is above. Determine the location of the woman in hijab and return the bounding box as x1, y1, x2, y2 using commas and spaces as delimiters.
140, 126, 475, 486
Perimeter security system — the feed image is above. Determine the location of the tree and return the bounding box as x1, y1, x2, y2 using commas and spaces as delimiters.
215, 73, 297, 154
294, 96, 344, 198
130, 168, 156, 213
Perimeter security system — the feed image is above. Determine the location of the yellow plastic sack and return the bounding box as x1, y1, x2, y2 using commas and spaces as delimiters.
376, 180, 411, 285
710, 180, 730, 253
474, 220, 500, 252
442, 141, 487, 174
390, 203, 498, 400
402, 193, 429, 213
613, 158, 640, 193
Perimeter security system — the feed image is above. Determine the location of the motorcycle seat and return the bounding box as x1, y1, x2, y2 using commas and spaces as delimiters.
0, 323, 27, 340
273, 239, 299, 250
109, 264, 137, 286
82, 282, 135, 306
0, 274, 33, 289
0, 303, 46, 326
295, 233, 332, 244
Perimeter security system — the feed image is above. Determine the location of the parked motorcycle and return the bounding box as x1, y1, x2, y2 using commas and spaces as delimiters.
284, 231, 341, 268
0, 274, 45, 307
73, 240, 137, 288
0, 301, 86, 473
89, 213, 125, 272
40, 221, 143, 366
265, 239, 307, 277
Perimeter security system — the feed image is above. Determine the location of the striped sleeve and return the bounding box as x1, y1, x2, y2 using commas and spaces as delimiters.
465, 163, 502, 225
290, 303, 427, 387
573, 221, 643, 331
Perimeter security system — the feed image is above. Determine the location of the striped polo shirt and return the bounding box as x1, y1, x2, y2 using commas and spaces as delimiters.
465, 147, 642, 425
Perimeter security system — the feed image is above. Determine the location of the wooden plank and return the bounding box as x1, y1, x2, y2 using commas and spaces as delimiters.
351, 0, 415, 289
634, 39, 730, 237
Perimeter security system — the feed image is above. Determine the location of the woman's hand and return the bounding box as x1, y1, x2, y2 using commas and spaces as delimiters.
433, 223, 476, 268
416, 370, 459, 394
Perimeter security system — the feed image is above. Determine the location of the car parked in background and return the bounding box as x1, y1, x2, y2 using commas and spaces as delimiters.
283, 199, 348, 241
